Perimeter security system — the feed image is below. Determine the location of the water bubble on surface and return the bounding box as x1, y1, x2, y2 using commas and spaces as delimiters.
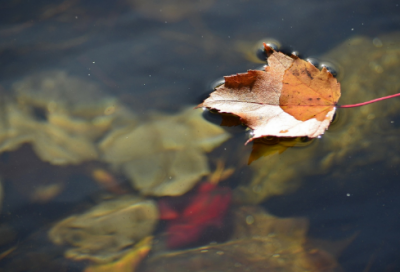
255, 38, 281, 61
306, 57, 319, 68
246, 129, 255, 139
256, 64, 268, 71
263, 39, 281, 51
291, 51, 300, 57
319, 62, 339, 77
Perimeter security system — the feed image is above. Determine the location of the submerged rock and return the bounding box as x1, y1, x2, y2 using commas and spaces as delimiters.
48, 195, 159, 263
99, 108, 230, 197
140, 206, 340, 272
234, 32, 400, 204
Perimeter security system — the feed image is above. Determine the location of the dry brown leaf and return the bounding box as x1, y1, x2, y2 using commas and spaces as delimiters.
197, 44, 341, 143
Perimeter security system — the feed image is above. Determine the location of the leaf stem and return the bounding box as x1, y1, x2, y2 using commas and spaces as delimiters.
338, 92, 400, 108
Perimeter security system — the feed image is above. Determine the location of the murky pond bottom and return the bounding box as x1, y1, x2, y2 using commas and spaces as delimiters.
1, 1, 400, 271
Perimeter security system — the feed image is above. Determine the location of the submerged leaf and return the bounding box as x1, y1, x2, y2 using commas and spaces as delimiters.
99, 107, 230, 197
49, 196, 158, 263
84, 236, 152, 272
249, 137, 312, 164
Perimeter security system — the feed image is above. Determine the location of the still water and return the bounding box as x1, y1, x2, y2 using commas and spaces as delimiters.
1, 0, 400, 271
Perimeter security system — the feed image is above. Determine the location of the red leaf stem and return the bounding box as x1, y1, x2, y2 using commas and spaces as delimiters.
339, 92, 400, 108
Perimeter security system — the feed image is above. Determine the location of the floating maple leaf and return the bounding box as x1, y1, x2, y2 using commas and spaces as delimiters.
197, 44, 340, 143
197, 43, 400, 144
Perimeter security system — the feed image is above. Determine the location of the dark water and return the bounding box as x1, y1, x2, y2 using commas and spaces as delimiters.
1, 0, 400, 271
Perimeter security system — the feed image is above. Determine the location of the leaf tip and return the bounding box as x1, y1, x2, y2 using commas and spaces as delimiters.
262, 42, 275, 56
194, 103, 204, 109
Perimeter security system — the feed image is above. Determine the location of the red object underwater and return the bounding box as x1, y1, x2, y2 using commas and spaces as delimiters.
158, 181, 232, 249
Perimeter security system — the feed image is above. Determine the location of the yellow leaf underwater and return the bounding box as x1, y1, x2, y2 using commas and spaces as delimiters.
84, 236, 153, 272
